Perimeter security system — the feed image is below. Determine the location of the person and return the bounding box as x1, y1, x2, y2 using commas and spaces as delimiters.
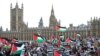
36, 47, 43, 56
0, 52, 3, 56
24, 49, 29, 56
5, 49, 11, 56
89, 48, 96, 56
72, 46, 77, 54
76, 52, 81, 56
42, 47, 47, 56
61, 50, 67, 56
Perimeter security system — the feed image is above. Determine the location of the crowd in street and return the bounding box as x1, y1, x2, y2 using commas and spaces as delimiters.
0, 36, 100, 56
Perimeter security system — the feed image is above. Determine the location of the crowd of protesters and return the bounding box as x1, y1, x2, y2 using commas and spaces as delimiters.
0, 36, 100, 56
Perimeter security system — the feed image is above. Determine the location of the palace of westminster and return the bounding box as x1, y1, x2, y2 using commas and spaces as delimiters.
0, 3, 100, 40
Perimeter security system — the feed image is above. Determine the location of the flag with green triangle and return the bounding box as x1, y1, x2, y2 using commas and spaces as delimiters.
55, 25, 66, 32
11, 43, 25, 55
33, 33, 39, 41
36, 37, 45, 43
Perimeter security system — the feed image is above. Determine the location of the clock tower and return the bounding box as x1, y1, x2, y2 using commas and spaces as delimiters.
49, 5, 60, 29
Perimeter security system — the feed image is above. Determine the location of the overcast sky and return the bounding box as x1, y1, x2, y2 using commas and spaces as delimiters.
0, 0, 100, 30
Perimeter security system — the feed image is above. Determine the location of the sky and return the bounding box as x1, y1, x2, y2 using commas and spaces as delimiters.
0, 0, 100, 31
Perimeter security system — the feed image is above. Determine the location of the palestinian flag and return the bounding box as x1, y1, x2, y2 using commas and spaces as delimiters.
36, 37, 45, 43
54, 50, 62, 56
40, 36, 46, 41
65, 37, 72, 43
33, 33, 39, 41
33, 33, 45, 43
11, 44, 17, 53
0, 37, 11, 46
2, 38, 11, 46
11, 43, 25, 55
2, 37, 11, 42
14, 42, 24, 47
17, 44, 25, 50
55, 25, 66, 32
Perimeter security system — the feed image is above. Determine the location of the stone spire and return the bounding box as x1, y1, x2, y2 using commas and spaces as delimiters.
51, 5, 54, 16
49, 5, 58, 28
15, 2, 18, 8
38, 17, 44, 29
21, 3, 23, 9
10, 3, 12, 9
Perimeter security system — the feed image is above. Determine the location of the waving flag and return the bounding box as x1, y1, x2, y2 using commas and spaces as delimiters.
36, 37, 45, 43
33, 33, 39, 41
11, 44, 17, 53
2, 38, 10, 46
54, 50, 61, 56
11, 43, 25, 55
65, 38, 72, 43
55, 25, 66, 32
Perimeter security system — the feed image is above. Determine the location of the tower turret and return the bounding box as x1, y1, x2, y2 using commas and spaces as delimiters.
21, 3, 23, 9
49, 5, 59, 28
51, 5, 54, 16
10, 3, 12, 9
38, 17, 44, 29
10, 3, 26, 31
15, 2, 19, 8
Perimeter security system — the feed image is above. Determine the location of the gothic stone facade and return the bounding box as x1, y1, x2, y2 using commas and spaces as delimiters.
0, 3, 98, 40
91, 17, 100, 38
